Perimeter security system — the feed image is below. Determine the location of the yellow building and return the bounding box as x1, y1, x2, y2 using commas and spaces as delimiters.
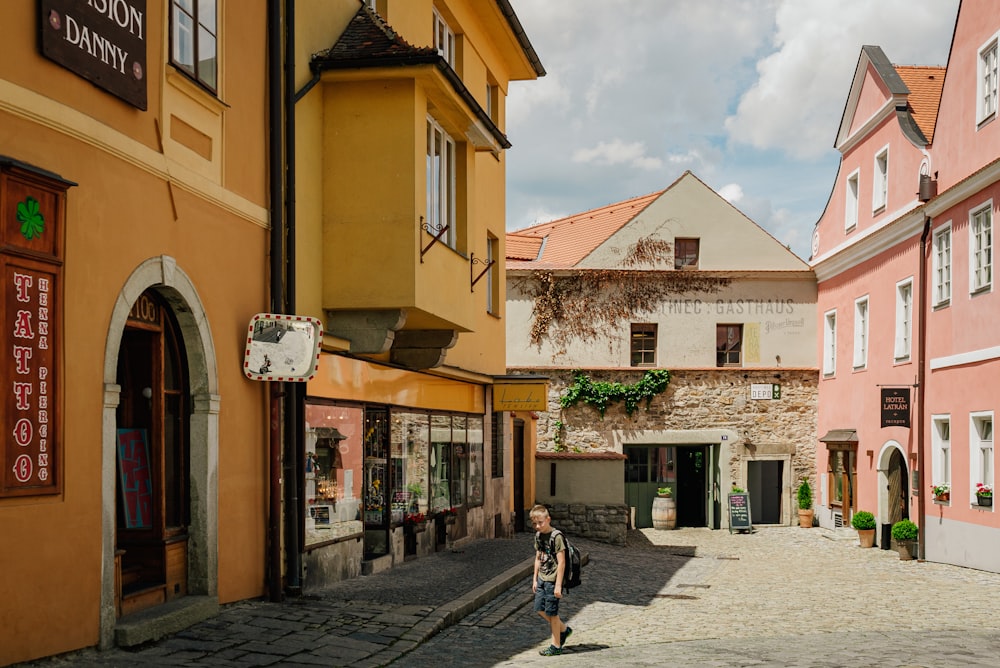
292, 0, 545, 587
0, 2, 272, 664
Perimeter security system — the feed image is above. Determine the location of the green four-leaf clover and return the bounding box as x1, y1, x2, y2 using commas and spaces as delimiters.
16, 196, 45, 240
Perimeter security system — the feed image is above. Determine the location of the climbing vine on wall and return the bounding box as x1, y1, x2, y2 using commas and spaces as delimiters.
560, 369, 672, 418
514, 236, 731, 350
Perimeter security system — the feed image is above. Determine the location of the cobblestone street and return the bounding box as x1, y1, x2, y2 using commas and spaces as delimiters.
21, 526, 1000, 667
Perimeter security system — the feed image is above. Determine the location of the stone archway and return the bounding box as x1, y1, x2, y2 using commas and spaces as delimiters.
99, 256, 220, 648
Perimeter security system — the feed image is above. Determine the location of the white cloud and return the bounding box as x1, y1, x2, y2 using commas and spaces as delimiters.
718, 183, 744, 204
573, 140, 663, 170
725, 0, 959, 160
506, 0, 959, 260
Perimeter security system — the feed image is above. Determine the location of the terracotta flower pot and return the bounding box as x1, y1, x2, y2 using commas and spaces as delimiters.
857, 528, 876, 548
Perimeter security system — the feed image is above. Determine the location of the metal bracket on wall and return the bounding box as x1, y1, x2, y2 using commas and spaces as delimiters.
469, 252, 495, 292
419, 216, 450, 263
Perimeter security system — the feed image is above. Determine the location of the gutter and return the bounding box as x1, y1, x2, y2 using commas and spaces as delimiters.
917, 215, 931, 561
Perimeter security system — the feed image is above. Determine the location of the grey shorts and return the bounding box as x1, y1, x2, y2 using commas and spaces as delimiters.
533, 578, 559, 616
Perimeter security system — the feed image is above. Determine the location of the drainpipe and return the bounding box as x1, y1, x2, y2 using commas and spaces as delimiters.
283, 0, 303, 597
917, 215, 931, 561
266, 0, 285, 602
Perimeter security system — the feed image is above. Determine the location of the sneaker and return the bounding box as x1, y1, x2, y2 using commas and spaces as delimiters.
539, 645, 562, 656
560, 626, 573, 647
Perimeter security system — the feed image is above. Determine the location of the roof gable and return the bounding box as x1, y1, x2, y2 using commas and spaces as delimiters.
835, 45, 944, 152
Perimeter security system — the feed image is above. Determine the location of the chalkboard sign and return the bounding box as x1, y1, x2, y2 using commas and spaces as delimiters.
728, 493, 752, 533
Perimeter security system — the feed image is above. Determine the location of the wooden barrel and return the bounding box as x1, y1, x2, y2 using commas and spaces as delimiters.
651, 496, 676, 530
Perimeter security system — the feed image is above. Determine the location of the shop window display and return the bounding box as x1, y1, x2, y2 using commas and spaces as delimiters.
303, 403, 363, 546
430, 415, 453, 513
467, 416, 484, 506
392, 412, 429, 523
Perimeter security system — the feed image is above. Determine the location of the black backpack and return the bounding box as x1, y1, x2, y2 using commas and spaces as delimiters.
538, 529, 582, 589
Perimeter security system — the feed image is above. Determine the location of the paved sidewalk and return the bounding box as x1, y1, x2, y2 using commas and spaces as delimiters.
20, 533, 538, 667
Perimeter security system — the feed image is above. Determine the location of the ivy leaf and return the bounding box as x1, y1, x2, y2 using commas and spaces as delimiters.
16, 196, 45, 240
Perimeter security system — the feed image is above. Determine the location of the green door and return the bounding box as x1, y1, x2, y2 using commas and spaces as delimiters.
624, 446, 676, 528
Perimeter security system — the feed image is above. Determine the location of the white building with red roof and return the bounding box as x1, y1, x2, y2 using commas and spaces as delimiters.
506, 171, 818, 537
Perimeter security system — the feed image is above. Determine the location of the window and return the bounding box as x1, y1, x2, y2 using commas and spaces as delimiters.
872, 147, 888, 212
630, 324, 657, 367
303, 403, 365, 546
978, 36, 998, 124
433, 9, 455, 67
490, 412, 504, 479
486, 235, 499, 314
426, 118, 456, 249
970, 203, 993, 293
931, 416, 951, 495
170, 0, 217, 92
845, 170, 859, 231
827, 449, 856, 509
674, 238, 699, 269
933, 225, 952, 306
486, 81, 499, 122
853, 296, 868, 369
823, 310, 837, 376
716, 324, 742, 367
894, 279, 912, 362
971, 413, 994, 502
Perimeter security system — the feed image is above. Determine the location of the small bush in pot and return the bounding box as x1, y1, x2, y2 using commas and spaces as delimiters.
796, 479, 814, 528
851, 510, 876, 530
891, 519, 918, 541
851, 510, 876, 548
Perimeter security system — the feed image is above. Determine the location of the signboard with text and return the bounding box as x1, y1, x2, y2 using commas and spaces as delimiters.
1, 164, 67, 496
40, 0, 148, 110
880, 388, 911, 428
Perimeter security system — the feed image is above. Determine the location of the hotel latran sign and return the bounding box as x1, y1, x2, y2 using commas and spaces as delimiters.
880, 388, 911, 428
40, 0, 148, 110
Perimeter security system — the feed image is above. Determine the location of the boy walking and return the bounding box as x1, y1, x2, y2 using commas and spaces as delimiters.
530, 504, 573, 656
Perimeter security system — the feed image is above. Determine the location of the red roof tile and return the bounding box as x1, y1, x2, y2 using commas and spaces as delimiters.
506, 234, 544, 261
896, 65, 946, 144
506, 190, 663, 269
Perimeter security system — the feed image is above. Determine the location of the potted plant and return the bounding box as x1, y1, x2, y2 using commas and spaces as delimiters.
975, 483, 993, 507
797, 479, 814, 528
851, 510, 877, 548
891, 519, 919, 560
657, 486, 672, 498
930, 483, 950, 503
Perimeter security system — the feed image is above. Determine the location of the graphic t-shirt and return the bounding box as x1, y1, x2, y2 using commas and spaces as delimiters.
535, 530, 567, 582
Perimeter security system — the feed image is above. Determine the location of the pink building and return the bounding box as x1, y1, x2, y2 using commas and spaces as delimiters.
812, 0, 1000, 571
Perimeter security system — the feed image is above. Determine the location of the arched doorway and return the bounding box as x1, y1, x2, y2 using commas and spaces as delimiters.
100, 256, 220, 648
114, 289, 190, 616
878, 441, 909, 549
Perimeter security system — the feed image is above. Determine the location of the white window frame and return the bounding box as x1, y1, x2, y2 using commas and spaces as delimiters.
433, 9, 455, 68
970, 201, 993, 294
933, 223, 952, 307
426, 117, 457, 250
853, 296, 869, 370
894, 278, 912, 362
931, 415, 951, 494
823, 310, 837, 376
872, 146, 889, 213
970, 411, 994, 504
486, 235, 499, 315
845, 169, 859, 232
170, 0, 218, 92
978, 33, 999, 126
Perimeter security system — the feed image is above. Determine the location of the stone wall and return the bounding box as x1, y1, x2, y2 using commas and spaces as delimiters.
513, 367, 820, 495
545, 502, 629, 546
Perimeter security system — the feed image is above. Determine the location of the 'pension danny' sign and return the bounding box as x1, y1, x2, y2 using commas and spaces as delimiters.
40, 0, 148, 110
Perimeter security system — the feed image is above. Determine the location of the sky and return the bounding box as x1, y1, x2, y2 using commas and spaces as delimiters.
504, 0, 960, 261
